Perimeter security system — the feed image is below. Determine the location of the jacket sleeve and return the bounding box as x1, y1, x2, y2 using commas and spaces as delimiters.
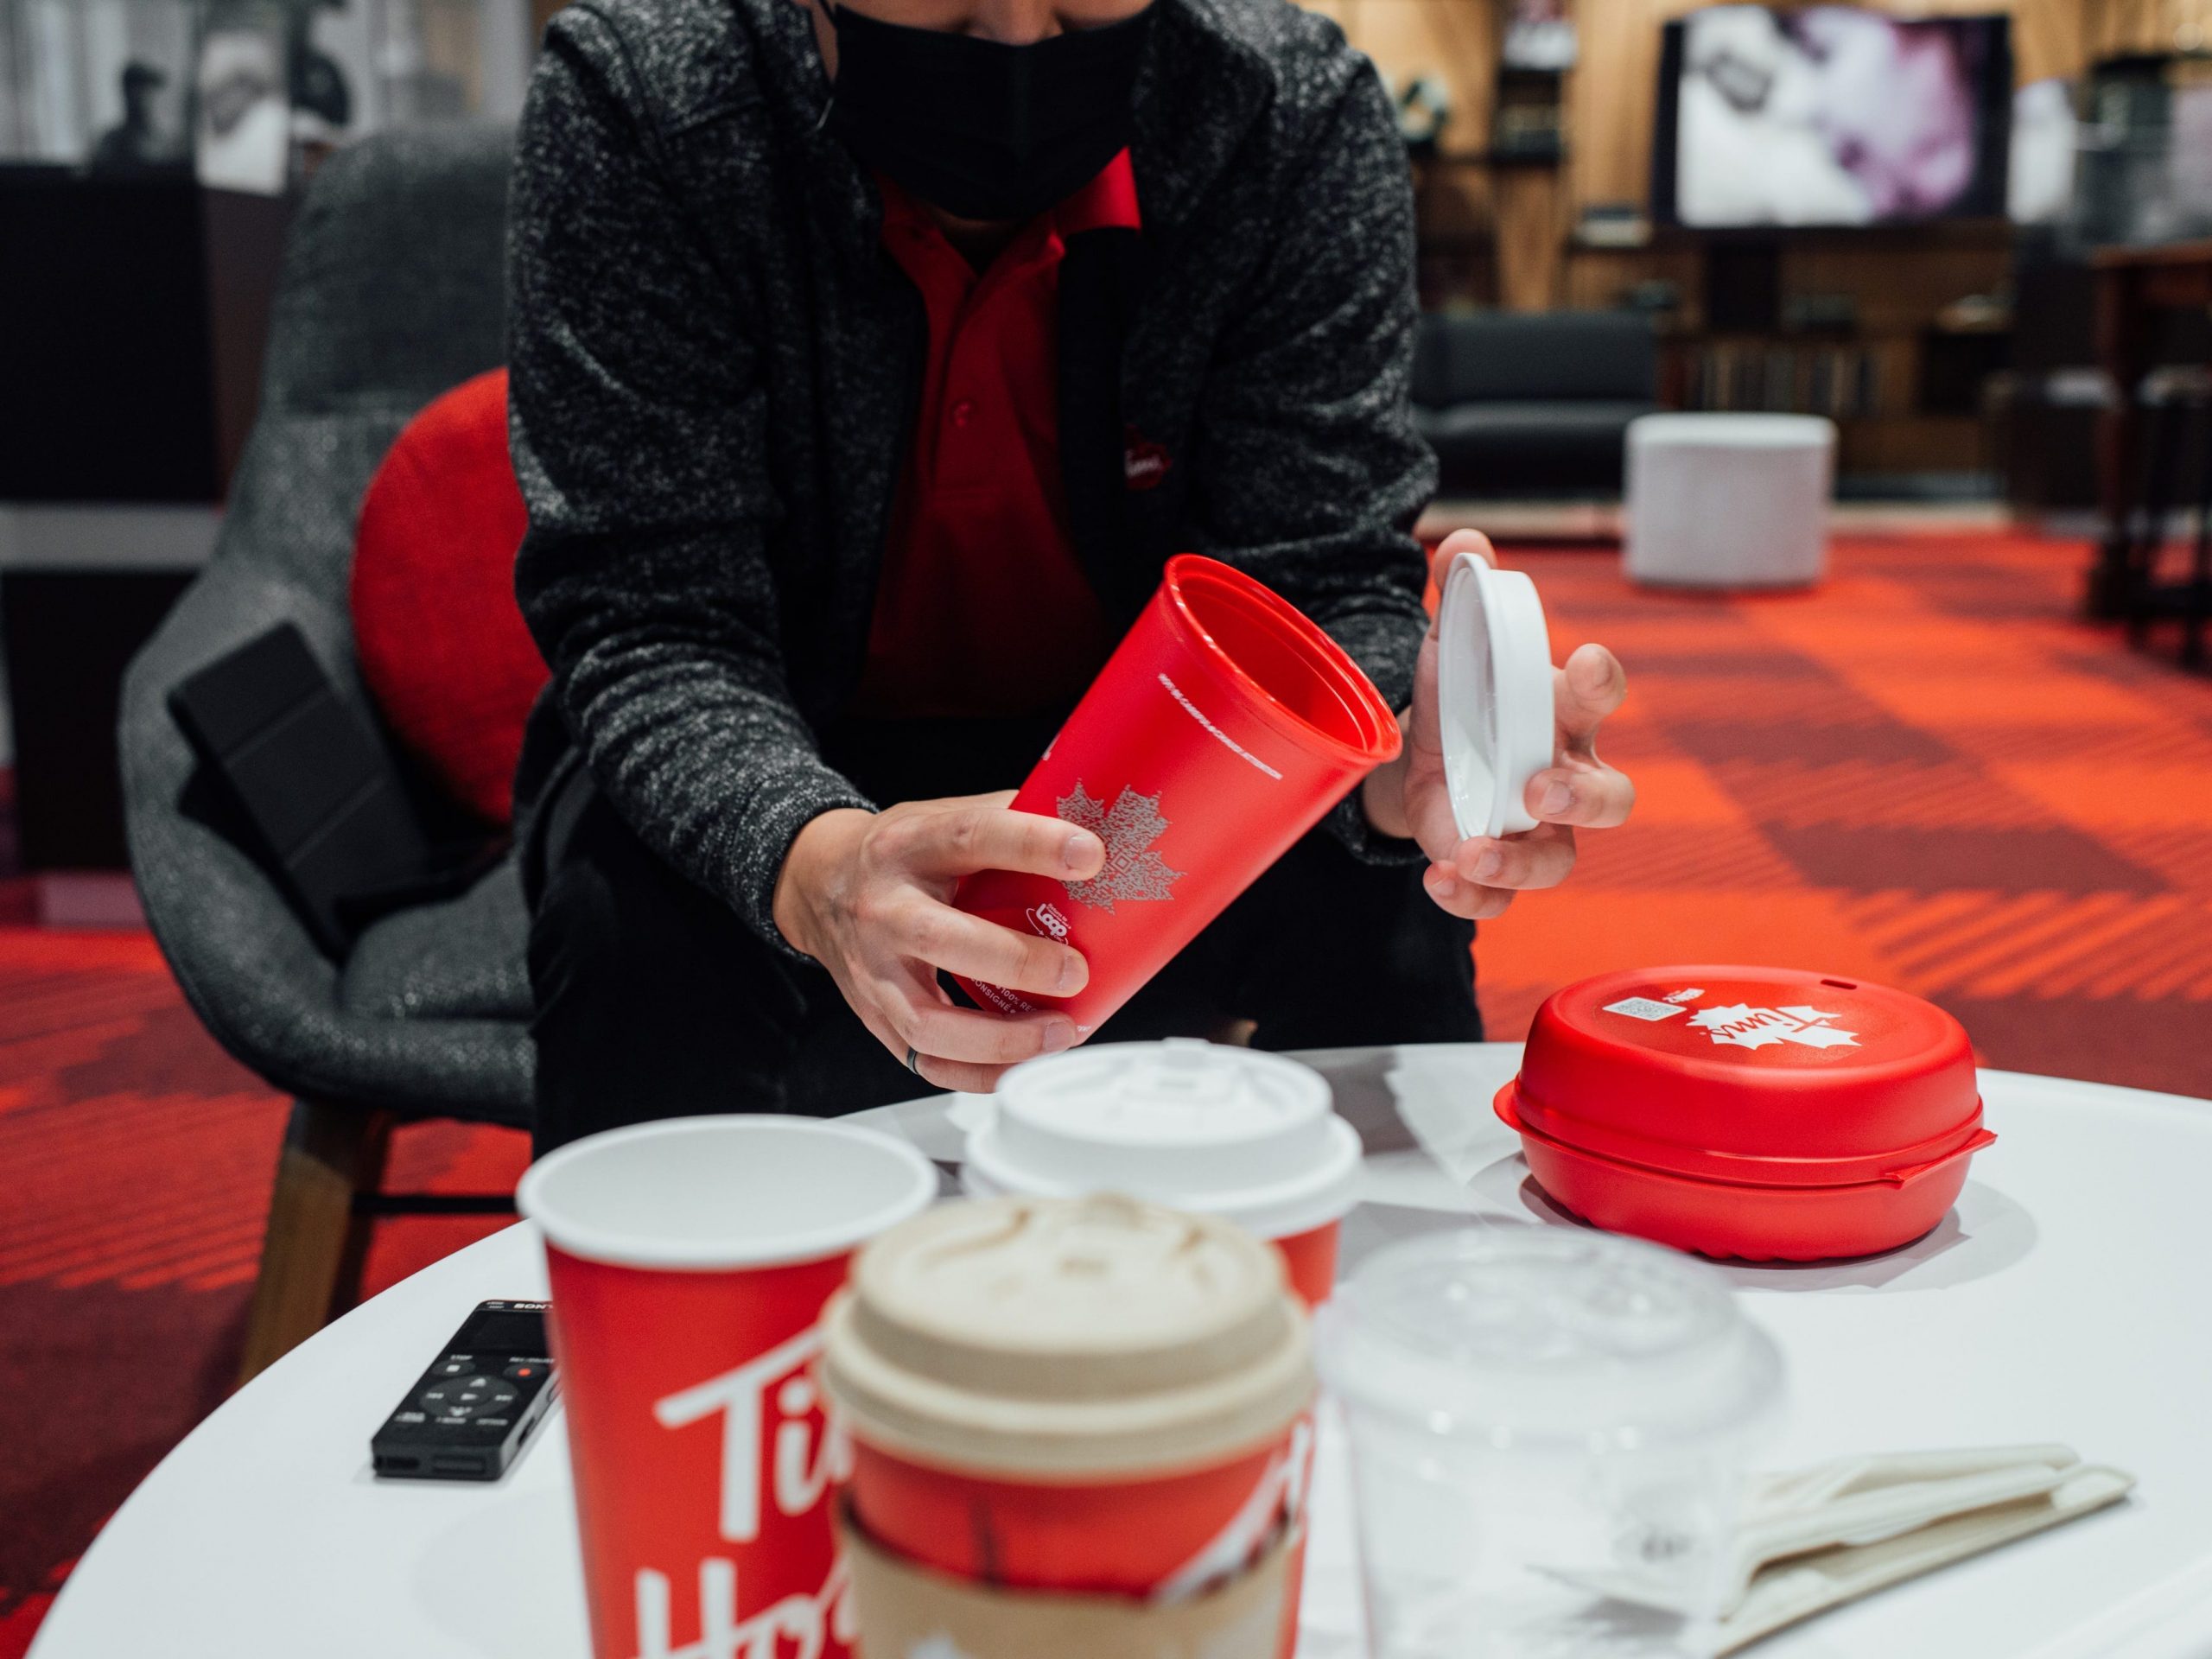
507, 8, 872, 950
1185, 52, 1435, 863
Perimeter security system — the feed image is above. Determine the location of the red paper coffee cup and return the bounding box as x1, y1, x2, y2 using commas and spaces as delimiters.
960, 1039, 1361, 1306
822, 1195, 1315, 1602
954, 554, 1402, 1029
517, 1116, 937, 1659
1272, 1222, 1342, 1310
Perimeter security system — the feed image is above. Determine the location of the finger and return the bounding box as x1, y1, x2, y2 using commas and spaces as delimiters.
878, 976, 1079, 1067
850, 998, 942, 1088
925, 789, 1019, 810
913, 1055, 1022, 1095
1403, 760, 1471, 868
1450, 824, 1579, 891
893, 899, 1088, 998
897, 803, 1104, 881
1422, 865, 1517, 921
1554, 643, 1627, 753
1526, 763, 1635, 830
1427, 527, 1497, 589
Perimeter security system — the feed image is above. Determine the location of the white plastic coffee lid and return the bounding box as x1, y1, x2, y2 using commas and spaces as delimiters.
963, 1039, 1362, 1239
1436, 551, 1554, 840
1316, 1228, 1783, 1448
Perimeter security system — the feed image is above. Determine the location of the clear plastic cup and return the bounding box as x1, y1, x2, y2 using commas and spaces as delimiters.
1316, 1228, 1785, 1657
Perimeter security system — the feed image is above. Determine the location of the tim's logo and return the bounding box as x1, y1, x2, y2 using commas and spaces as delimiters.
1026, 902, 1071, 941
1124, 425, 1172, 492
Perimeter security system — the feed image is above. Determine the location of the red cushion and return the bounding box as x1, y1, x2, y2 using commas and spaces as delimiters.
351, 369, 548, 826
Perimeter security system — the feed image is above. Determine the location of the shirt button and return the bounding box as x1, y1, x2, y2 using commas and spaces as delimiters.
951, 399, 975, 429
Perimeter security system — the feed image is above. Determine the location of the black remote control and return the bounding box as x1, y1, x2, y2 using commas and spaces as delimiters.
371, 1300, 559, 1481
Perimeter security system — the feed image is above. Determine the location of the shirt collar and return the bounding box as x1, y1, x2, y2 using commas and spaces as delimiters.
1056, 148, 1142, 237
877, 149, 1143, 244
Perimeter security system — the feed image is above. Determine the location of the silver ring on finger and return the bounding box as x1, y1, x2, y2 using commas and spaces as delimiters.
905, 1045, 922, 1076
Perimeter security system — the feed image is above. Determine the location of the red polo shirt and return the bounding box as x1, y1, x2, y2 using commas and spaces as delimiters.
851, 153, 1141, 719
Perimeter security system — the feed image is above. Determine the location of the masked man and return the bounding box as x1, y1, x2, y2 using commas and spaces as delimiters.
508, 0, 1636, 1154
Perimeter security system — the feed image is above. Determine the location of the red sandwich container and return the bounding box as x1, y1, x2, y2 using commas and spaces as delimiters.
1495, 966, 1995, 1262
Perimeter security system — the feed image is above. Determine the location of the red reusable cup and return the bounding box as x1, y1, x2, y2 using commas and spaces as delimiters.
822, 1196, 1314, 1610
516, 1116, 937, 1659
953, 554, 1403, 1030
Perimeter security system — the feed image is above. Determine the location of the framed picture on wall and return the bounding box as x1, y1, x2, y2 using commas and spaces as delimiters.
1, 0, 197, 165
194, 5, 288, 192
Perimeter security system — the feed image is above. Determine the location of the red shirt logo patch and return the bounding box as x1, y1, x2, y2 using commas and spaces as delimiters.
1123, 425, 1172, 492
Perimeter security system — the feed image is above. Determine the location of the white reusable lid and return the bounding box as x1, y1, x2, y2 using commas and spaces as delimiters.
1316, 1227, 1783, 1448
1435, 551, 1554, 840
821, 1194, 1313, 1478
963, 1039, 1362, 1239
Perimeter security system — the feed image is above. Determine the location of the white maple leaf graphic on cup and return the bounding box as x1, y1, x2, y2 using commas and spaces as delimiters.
1058, 783, 1184, 912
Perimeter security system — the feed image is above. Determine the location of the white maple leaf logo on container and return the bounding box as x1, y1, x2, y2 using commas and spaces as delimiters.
1058, 783, 1185, 912
1686, 1004, 1859, 1051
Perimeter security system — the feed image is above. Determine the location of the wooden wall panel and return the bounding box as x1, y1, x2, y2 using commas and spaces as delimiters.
424, 0, 485, 111
1493, 164, 1569, 307
2087, 0, 2212, 56
1336, 0, 1500, 159
1561, 245, 1704, 312
1563, 0, 1687, 214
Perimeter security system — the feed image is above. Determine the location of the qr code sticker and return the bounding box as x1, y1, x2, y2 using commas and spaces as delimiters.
1603, 996, 1687, 1022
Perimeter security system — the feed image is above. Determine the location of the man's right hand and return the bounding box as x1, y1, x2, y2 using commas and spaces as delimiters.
771, 792, 1104, 1093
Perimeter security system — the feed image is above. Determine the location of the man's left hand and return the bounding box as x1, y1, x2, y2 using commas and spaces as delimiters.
1361, 529, 1636, 920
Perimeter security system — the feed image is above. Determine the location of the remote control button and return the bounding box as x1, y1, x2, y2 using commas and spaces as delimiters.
421, 1375, 501, 1419
436, 1360, 471, 1377
503, 1362, 546, 1384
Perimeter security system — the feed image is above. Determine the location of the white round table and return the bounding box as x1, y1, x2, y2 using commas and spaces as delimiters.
30, 1046, 2212, 1659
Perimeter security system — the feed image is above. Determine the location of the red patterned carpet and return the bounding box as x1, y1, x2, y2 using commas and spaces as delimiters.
1482, 534, 2212, 1096
0, 927, 529, 1655
2, 530, 2209, 1651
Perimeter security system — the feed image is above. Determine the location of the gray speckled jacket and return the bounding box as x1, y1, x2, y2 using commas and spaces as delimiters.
506, 0, 1435, 950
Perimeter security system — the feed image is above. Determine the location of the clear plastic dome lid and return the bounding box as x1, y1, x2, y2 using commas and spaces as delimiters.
1316, 1226, 1783, 1447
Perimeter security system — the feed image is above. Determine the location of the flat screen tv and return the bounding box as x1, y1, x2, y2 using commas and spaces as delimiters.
1653, 6, 2013, 229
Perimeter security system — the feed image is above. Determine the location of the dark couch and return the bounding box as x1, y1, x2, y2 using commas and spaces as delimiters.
1412, 309, 1660, 498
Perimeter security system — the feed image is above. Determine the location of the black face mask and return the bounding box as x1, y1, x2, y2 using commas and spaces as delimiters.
827, 3, 1154, 223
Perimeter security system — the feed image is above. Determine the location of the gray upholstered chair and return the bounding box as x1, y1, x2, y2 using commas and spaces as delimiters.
121, 124, 534, 1382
